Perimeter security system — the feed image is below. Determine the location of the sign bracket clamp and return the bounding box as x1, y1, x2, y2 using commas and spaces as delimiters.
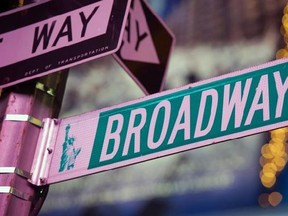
0, 167, 32, 179
2, 114, 43, 128
0, 167, 33, 201
35, 82, 56, 97
29, 118, 59, 186
0, 186, 33, 201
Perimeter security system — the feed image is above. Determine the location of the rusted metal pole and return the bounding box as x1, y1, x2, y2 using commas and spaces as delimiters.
0, 71, 68, 216
0, 0, 68, 214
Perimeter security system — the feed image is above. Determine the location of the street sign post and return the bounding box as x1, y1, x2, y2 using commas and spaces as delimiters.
30, 58, 288, 185
113, 0, 175, 95
0, 0, 131, 88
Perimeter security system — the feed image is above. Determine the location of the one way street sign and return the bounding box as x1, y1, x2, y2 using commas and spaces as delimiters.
114, 0, 175, 95
30, 58, 288, 185
0, 0, 131, 88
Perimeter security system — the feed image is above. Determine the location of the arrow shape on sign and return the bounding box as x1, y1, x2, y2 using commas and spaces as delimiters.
120, 0, 160, 64
114, 0, 175, 95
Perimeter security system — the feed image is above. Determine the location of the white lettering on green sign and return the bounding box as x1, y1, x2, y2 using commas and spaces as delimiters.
89, 67, 288, 169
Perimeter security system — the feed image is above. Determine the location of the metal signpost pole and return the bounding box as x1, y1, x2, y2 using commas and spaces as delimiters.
0, 71, 68, 215
0, 1, 68, 214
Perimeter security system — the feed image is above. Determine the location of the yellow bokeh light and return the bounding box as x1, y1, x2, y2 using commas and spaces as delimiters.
273, 157, 286, 169
268, 144, 280, 155
280, 25, 286, 36
261, 144, 274, 159
261, 178, 276, 188
263, 163, 277, 174
260, 3, 288, 191
276, 49, 288, 59
282, 14, 288, 31
270, 128, 288, 138
284, 5, 288, 15
261, 172, 275, 183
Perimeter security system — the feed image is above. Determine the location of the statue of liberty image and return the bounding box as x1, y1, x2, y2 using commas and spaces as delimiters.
59, 124, 81, 172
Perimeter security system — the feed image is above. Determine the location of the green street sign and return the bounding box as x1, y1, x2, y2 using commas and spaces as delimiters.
30, 59, 288, 185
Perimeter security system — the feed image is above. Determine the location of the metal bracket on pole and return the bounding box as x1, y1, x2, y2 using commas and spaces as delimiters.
0, 167, 32, 179
0, 186, 33, 201
3, 114, 43, 128
35, 82, 56, 97
0, 167, 33, 200
30, 118, 58, 186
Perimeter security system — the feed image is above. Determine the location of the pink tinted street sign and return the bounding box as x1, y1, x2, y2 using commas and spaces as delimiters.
113, 0, 175, 95
0, 0, 131, 88
30, 58, 288, 185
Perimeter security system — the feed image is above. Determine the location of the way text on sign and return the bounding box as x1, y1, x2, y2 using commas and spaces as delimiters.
0, 0, 131, 88
0, 0, 113, 67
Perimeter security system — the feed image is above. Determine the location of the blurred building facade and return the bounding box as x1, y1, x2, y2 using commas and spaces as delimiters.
164, 0, 287, 45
